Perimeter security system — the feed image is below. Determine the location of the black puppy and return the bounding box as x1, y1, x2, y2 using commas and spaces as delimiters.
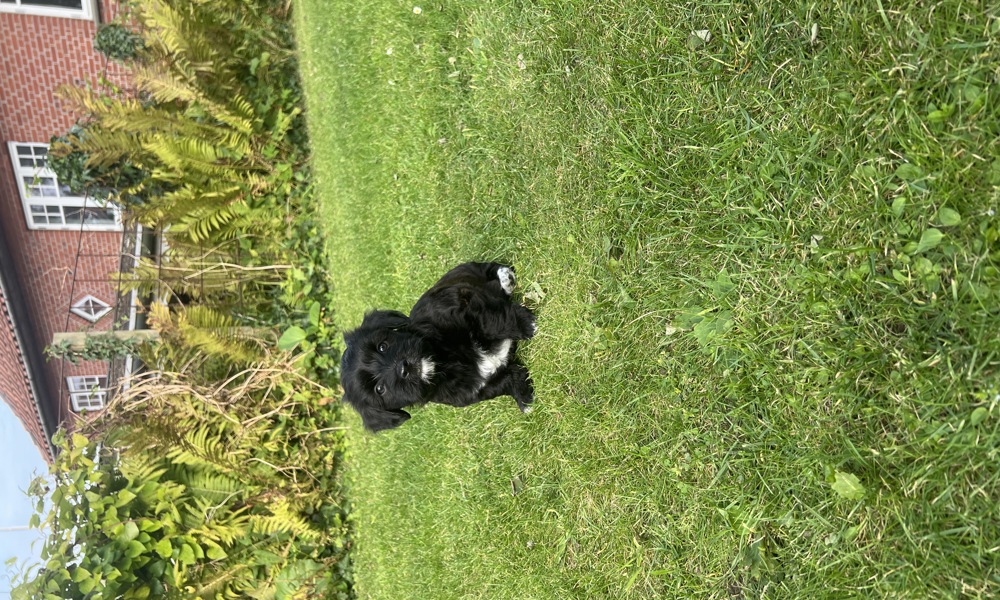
340, 262, 537, 432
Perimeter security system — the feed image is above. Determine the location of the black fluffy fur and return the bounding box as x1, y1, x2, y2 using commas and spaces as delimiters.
340, 262, 536, 432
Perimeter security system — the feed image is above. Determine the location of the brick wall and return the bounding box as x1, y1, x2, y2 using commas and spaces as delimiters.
0, 0, 133, 454
0, 290, 49, 458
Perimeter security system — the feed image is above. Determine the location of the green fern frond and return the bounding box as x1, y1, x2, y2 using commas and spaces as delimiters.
133, 64, 202, 105
175, 201, 248, 243
148, 136, 221, 174
186, 559, 255, 600
162, 303, 265, 364
249, 511, 319, 541
179, 470, 244, 503
159, 182, 242, 218
212, 205, 286, 240
183, 495, 251, 537
167, 424, 246, 473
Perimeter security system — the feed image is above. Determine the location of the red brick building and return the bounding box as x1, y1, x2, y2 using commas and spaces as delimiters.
0, 0, 130, 461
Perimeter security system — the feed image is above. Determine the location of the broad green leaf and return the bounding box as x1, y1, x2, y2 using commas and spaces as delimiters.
308, 301, 321, 327
178, 543, 196, 566
910, 228, 944, 254
138, 519, 162, 532
277, 326, 307, 351
895, 163, 924, 182
693, 311, 734, 347
937, 207, 962, 227
710, 269, 735, 296
831, 471, 865, 500
154, 539, 173, 559
891, 197, 906, 217
844, 525, 861, 542
125, 540, 145, 558
78, 577, 96, 595
674, 305, 707, 330
148, 560, 166, 578
926, 104, 953, 123
123, 521, 140, 542
970, 407, 989, 426
914, 257, 935, 276
115, 489, 136, 507
205, 543, 227, 560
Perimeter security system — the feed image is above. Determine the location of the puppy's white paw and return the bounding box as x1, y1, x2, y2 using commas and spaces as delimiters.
497, 267, 516, 295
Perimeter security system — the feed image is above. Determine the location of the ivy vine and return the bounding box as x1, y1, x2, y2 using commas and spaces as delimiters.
46, 335, 147, 365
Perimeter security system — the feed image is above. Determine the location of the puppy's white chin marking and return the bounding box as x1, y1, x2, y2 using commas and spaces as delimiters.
497, 267, 515, 295
420, 358, 435, 383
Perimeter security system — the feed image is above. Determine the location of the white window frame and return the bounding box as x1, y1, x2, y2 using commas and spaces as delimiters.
0, 0, 96, 20
67, 375, 108, 412
7, 142, 122, 232
71, 294, 112, 323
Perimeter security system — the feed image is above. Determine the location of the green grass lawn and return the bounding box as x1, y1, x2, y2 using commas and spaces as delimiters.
293, 1, 1000, 597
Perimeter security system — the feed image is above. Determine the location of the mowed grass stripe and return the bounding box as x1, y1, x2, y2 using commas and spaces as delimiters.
294, 1, 1000, 597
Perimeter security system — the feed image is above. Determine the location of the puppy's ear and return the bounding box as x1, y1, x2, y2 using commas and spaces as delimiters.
356, 405, 411, 433
360, 309, 409, 331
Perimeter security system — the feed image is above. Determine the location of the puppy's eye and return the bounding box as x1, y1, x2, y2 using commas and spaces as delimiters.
377, 342, 388, 353
375, 383, 386, 395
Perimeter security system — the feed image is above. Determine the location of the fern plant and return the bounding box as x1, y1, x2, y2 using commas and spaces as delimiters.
52, 0, 303, 247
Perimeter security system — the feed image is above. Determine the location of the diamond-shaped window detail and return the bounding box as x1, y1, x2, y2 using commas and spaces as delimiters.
71, 295, 112, 323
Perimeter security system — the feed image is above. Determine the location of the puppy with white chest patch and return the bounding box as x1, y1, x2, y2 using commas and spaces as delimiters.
340, 262, 537, 432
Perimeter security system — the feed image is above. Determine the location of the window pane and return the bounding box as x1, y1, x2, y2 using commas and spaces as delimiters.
65, 206, 116, 225
22, 0, 84, 8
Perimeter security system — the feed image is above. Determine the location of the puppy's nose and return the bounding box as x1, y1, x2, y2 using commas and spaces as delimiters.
398, 361, 410, 378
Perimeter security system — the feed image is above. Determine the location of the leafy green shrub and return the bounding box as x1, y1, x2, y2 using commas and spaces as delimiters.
14, 348, 351, 600
94, 23, 144, 61
47, 124, 148, 205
